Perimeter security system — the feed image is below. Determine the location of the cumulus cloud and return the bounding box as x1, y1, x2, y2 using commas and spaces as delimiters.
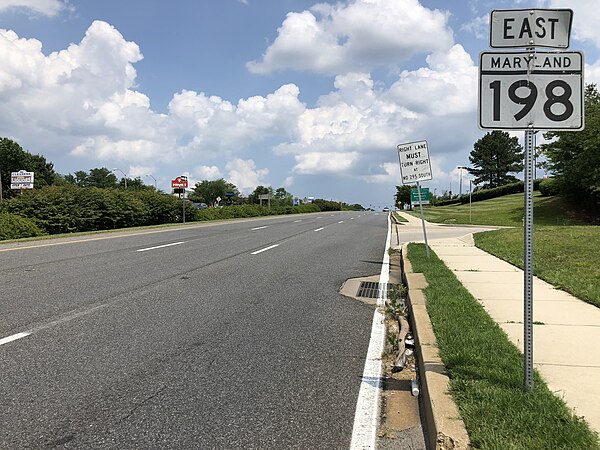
389, 44, 478, 116
272, 46, 477, 179
127, 165, 156, 179
362, 162, 399, 184
585, 59, 600, 85
0, 17, 481, 198
167, 83, 305, 156
547, 0, 600, 48
247, 0, 453, 74
0, 0, 67, 16
225, 158, 269, 190
0, 21, 305, 171
460, 14, 488, 40
293, 151, 360, 174
194, 165, 222, 180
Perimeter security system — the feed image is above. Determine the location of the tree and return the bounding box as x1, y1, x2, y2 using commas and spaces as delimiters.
119, 176, 150, 190
273, 187, 293, 206
248, 185, 271, 204
468, 131, 523, 188
63, 170, 90, 187
189, 178, 239, 204
395, 185, 414, 209
0, 138, 57, 198
540, 84, 600, 213
63, 168, 119, 188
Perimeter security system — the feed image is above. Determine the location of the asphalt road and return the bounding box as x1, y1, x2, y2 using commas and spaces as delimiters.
0, 212, 389, 449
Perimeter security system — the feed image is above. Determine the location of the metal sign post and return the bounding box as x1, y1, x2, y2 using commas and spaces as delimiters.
481, 8, 583, 391
524, 124, 535, 390
182, 176, 188, 224
397, 140, 433, 257
416, 182, 430, 258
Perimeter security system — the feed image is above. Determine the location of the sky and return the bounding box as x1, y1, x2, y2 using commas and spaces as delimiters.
0, 0, 599, 208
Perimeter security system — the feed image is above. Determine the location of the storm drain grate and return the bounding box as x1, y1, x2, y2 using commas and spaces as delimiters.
356, 281, 390, 299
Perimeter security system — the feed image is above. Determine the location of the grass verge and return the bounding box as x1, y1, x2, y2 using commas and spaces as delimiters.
407, 193, 587, 226
392, 211, 408, 222
474, 227, 600, 308
407, 243, 599, 449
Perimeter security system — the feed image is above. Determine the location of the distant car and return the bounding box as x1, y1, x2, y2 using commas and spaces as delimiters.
189, 202, 208, 209
382, 207, 390, 212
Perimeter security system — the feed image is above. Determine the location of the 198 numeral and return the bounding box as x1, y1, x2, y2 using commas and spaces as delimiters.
489, 79, 573, 122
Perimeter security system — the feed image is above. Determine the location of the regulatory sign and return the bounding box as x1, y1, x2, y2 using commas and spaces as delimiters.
397, 140, 433, 184
410, 188, 430, 205
490, 9, 572, 49
10, 170, 34, 189
478, 51, 584, 130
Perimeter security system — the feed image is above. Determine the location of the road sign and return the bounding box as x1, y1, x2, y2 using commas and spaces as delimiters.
478, 51, 584, 130
490, 9, 572, 49
410, 188, 430, 205
171, 176, 188, 189
397, 140, 433, 184
10, 170, 34, 189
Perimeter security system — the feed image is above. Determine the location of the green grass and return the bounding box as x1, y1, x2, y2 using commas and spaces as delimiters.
474, 227, 600, 307
405, 192, 599, 306
407, 243, 600, 449
392, 211, 408, 222
407, 193, 588, 226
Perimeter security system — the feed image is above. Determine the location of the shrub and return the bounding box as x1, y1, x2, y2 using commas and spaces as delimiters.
434, 198, 462, 207
312, 199, 341, 211
0, 213, 45, 240
538, 178, 561, 197
467, 181, 524, 203
0, 187, 322, 235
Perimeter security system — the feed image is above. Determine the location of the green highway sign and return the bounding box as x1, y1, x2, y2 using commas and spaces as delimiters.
410, 187, 430, 205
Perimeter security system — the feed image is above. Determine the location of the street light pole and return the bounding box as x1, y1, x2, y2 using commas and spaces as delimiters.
469, 179, 473, 224
112, 168, 128, 189
457, 166, 469, 196
146, 174, 157, 189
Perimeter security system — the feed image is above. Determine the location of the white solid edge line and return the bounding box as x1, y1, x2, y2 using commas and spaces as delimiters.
0, 332, 31, 346
350, 212, 392, 449
250, 244, 279, 255
378, 212, 392, 306
251, 226, 268, 231
137, 241, 185, 252
314, 227, 325, 232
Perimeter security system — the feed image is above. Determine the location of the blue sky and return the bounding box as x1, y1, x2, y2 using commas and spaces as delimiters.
1, 0, 599, 207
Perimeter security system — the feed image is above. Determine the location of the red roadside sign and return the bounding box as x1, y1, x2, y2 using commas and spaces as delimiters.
171, 176, 188, 188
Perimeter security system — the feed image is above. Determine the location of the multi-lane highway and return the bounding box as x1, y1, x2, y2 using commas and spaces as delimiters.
0, 212, 389, 448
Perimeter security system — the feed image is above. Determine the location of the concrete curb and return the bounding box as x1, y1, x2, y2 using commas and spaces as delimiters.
401, 243, 471, 450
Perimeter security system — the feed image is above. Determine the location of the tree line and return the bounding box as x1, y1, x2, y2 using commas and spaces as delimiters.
0, 138, 365, 239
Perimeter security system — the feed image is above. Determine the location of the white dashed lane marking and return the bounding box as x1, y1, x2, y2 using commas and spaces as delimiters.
137, 242, 184, 252
251, 244, 280, 255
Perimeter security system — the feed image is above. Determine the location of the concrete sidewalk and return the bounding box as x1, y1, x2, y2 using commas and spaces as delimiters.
396, 212, 600, 435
